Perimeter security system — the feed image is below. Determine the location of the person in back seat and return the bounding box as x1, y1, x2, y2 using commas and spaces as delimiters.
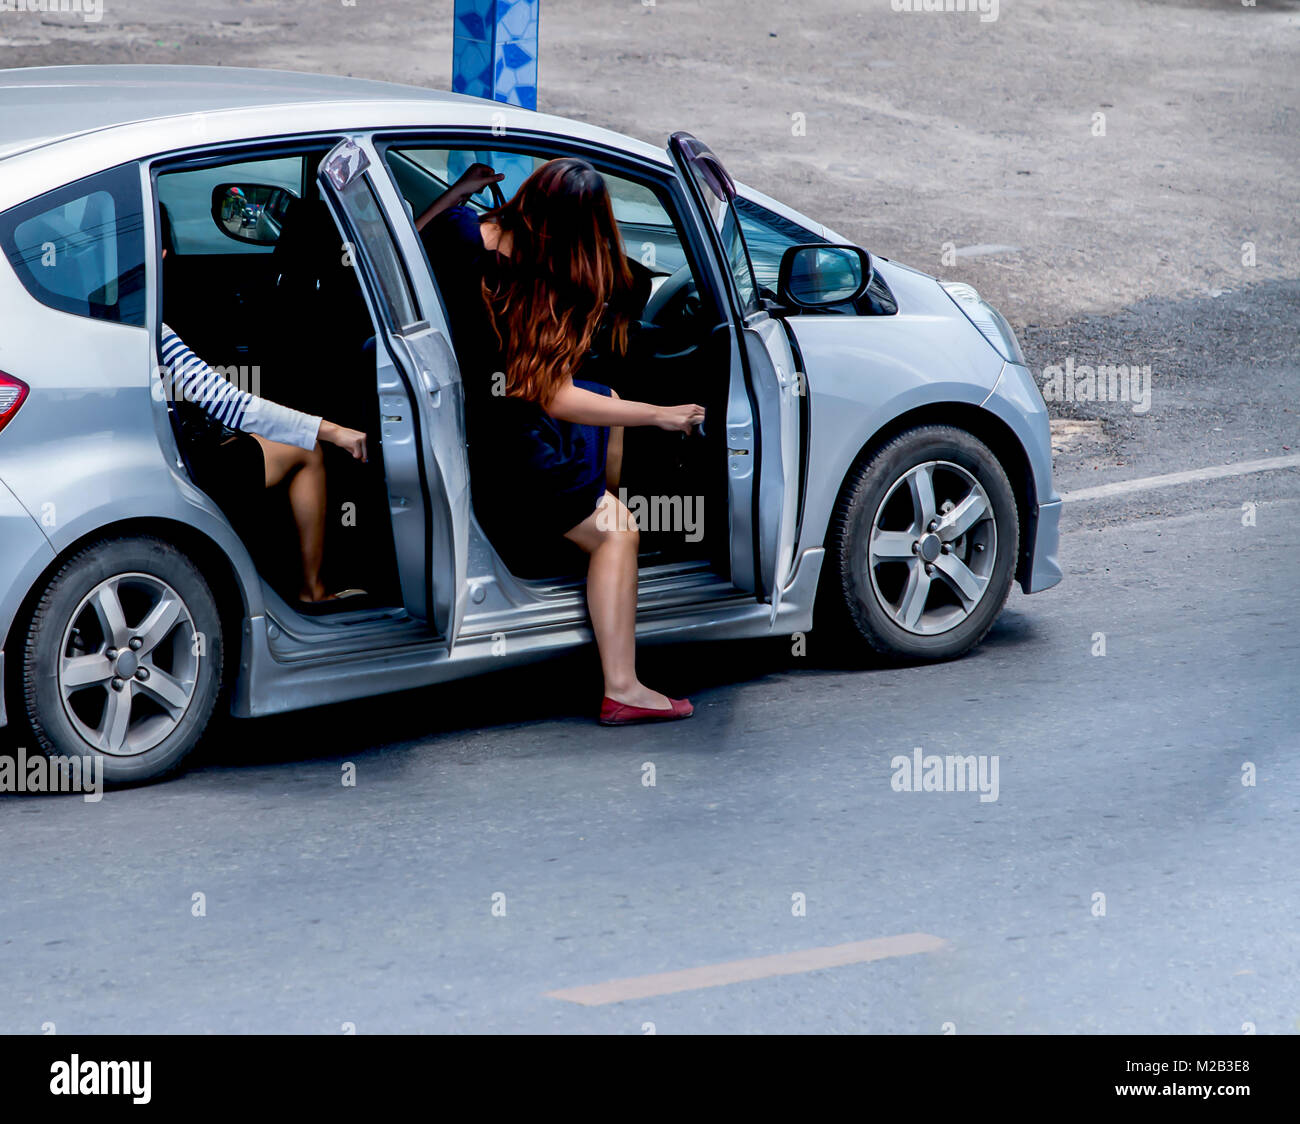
157, 206, 370, 611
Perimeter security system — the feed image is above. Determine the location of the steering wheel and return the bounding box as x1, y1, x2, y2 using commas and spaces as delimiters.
643, 263, 697, 325
456, 179, 507, 214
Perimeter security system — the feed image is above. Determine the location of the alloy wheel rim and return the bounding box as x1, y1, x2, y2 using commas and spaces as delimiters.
866, 460, 998, 637
57, 573, 199, 756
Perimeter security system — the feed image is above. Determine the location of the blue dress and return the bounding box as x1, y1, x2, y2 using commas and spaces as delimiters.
419, 206, 612, 572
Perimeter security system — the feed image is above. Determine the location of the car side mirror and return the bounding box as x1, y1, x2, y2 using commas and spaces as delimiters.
776, 243, 873, 310
211, 183, 298, 246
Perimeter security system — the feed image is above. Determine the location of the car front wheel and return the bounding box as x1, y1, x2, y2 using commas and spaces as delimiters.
21, 536, 223, 784
825, 425, 1019, 661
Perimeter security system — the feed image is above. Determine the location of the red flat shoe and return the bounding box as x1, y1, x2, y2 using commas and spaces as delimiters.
599, 695, 694, 726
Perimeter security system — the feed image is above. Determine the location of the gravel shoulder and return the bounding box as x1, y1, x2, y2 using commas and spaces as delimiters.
3, 0, 1296, 325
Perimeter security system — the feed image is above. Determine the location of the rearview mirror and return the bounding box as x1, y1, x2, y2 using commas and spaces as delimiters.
211, 183, 298, 246
777, 244, 873, 309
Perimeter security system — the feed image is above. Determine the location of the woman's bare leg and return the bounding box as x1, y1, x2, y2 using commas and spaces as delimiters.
565, 491, 671, 709
605, 388, 625, 493
252, 434, 329, 602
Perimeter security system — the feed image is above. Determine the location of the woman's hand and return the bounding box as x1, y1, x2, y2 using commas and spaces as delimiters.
319, 420, 368, 463
654, 404, 706, 434
451, 163, 505, 206
414, 164, 506, 232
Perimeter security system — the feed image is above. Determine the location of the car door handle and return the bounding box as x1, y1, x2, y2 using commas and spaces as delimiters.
418, 367, 442, 407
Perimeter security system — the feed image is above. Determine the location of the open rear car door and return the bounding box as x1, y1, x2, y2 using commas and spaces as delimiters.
317, 139, 470, 646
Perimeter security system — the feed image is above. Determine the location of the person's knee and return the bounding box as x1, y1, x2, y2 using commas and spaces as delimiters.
609, 499, 639, 551
281, 441, 324, 478
593, 496, 639, 549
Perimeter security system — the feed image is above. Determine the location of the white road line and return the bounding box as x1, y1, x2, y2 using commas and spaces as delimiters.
1061, 455, 1300, 503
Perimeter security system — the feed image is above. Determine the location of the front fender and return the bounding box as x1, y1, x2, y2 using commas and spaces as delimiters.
789, 294, 1005, 558
980, 361, 1062, 593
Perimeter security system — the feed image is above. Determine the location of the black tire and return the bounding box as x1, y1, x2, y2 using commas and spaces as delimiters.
822, 425, 1019, 661
21, 536, 223, 785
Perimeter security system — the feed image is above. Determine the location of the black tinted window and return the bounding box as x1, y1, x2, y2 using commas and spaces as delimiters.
0, 163, 146, 326
336, 173, 421, 330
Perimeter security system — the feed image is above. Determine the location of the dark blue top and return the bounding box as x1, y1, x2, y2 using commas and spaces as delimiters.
419, 205, 612, 569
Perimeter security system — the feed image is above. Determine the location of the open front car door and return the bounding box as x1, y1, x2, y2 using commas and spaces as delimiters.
669, 132, 802, 623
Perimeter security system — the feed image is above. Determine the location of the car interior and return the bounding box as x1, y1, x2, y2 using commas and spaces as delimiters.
155, 150, 403, 612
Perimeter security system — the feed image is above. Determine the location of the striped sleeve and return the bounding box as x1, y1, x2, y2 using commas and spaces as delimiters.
159, 325, 321, 451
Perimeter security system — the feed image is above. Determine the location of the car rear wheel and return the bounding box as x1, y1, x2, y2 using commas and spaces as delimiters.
825, 425, 1019, 661
21, 536, 223, 784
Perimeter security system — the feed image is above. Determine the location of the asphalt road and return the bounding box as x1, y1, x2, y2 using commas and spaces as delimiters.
2, 467, 1296, 1034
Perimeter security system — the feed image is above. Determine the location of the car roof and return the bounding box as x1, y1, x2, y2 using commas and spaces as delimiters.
0, 65, 835, 242
0, 65, 671, 200
0, 65, 479, 158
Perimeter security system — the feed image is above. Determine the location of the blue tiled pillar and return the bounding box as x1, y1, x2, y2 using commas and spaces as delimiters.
452, 0, 540, 110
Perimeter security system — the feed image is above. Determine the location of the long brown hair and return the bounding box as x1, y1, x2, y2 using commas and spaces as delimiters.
481, 158, 634, 407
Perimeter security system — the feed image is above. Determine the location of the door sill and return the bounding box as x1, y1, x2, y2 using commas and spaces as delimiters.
459, 559, 742, 638
263, 588, 432, 662
262, 562, 746, 664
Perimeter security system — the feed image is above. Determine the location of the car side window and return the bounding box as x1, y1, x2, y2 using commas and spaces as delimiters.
0, 163, 146, 326
333, 172, 422, 331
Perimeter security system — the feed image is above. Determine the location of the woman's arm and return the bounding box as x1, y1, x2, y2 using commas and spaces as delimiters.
414, 163, 505, 232
546, 381, 705, 434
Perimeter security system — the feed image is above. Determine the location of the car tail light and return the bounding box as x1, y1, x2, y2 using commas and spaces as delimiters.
0, 372, 29, 436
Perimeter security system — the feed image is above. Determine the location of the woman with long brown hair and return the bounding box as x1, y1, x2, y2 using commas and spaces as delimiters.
416, 157, 704, 725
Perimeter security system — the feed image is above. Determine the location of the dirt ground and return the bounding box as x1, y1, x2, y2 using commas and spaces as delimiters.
3, 0, 1296, 327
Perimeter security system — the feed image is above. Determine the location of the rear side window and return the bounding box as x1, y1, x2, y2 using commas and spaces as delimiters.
0, 163, 146, 326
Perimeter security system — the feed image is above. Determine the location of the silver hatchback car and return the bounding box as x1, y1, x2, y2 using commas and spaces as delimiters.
0, 66, 1061, 782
